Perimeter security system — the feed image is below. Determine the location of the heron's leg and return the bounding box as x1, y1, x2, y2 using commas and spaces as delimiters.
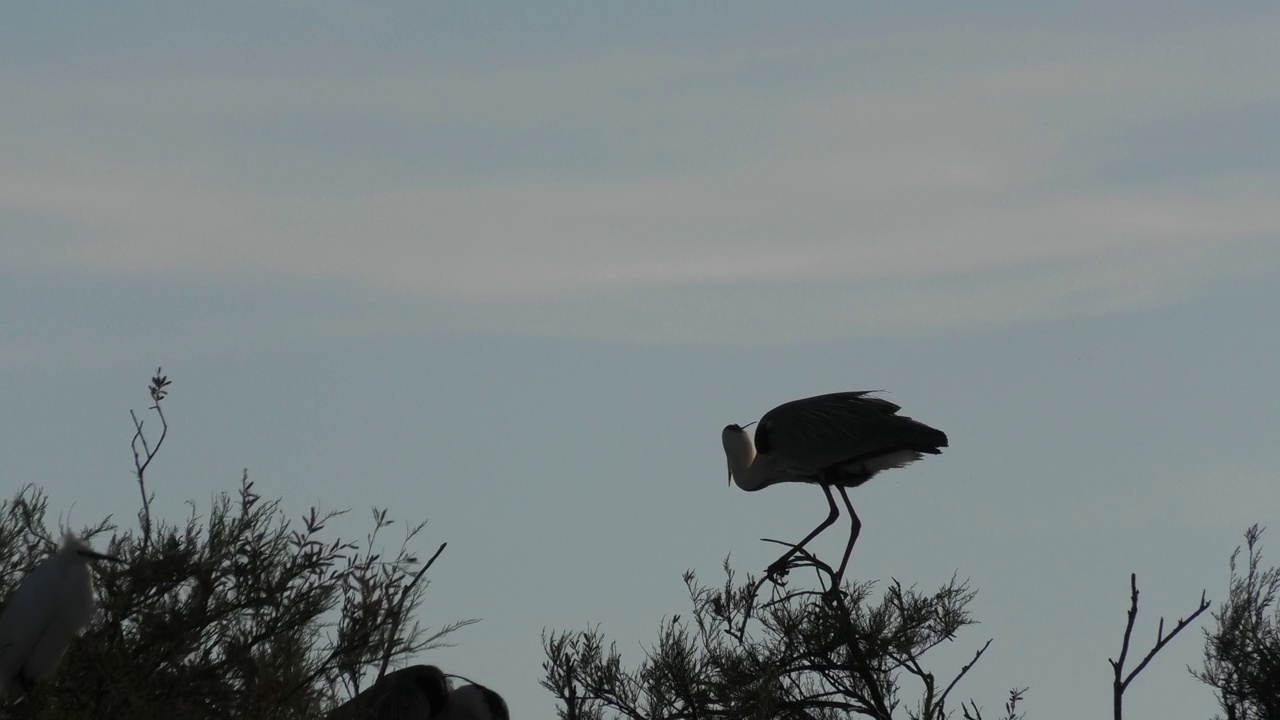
767, 484, 841, 575
17, 669, 35, 698
834, 485, 862, 583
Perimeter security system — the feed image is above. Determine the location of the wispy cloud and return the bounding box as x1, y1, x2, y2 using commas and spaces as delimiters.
2, 9, 1278, 341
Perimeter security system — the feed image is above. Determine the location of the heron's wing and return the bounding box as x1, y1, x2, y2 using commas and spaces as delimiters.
0, 559, 61, 692
757, 392, 947, 471
331, 665, 449, 720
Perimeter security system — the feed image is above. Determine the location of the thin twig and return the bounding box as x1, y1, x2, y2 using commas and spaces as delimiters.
937, 638, 993, 713
130, 369, 170, 551
13, 489, 56, 551
1108, 573, 1140, 720
1108, 573, 1211, 720
1120, 589, 1209, 688
376, 541, 447, 681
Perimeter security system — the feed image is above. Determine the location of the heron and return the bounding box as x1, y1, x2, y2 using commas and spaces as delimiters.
722, 391, 947, 582
329, 665, 452, 719
444, 682, 509, 720
329, 666, 508, 720
0, 532, 123, 699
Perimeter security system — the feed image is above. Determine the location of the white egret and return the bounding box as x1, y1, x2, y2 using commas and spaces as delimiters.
0, 533, 123, 699
723, 391, 947, 582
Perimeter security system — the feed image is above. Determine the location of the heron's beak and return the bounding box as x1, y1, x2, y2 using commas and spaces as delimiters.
743, 421, 756, 430
79, 550, 125, 563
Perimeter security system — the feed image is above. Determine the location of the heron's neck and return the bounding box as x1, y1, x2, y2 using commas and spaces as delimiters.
729, 444, 767, 491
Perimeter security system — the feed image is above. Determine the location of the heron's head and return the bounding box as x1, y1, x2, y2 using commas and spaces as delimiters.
721, 422, 756, 485
405, 665, 451, 713
60, 532, 124, 565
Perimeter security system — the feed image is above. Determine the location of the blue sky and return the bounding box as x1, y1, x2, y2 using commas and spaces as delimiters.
3, 2, 1279, 717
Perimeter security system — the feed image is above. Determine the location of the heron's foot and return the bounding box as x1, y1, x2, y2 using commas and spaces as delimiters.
16, 671, 35, 699
765, 558, 792, 584
821, 584, 848, 607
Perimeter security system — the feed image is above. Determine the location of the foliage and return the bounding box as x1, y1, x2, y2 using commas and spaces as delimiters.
1195, 525, 1280, 720
0, 370, 470, 719
542, 548, 1007, 720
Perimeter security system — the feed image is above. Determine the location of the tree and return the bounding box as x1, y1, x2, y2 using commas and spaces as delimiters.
539, 518, 1222, 719
1195, 525, 1280, 720
542, 545, 1021, 720
0, 371, 471, 719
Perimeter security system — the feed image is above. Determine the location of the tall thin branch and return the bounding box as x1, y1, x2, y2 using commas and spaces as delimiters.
938, 638, 994, 714
130, 368, 171, 551
376, 541, 447, 680
1108, 572, 1211, 720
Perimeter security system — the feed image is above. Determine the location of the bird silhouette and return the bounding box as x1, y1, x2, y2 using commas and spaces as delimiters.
723, 391, 947, 582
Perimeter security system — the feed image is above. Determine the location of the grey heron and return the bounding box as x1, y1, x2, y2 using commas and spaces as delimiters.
0, 533, 123, 699
722, 391, 947, 582
330, 665, 452, 719
445, 683, 509, 720
329, 666, 508, 720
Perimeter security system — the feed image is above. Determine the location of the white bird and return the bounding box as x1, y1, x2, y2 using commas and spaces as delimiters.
0, 533, 123, 699
723, 391, 948, 582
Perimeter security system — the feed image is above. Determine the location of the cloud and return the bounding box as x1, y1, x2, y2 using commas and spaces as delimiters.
6, 126, 1276, 300
2, 10, 1279, 342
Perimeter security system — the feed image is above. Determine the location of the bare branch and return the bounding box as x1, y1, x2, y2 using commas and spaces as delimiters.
130, 368, 171, 551
1109, 573, 1211, 720
376, 541, 448, 681
938, 638, 994, 711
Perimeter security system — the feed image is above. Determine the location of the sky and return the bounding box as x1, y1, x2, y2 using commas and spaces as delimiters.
3, 2, 1280, 717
